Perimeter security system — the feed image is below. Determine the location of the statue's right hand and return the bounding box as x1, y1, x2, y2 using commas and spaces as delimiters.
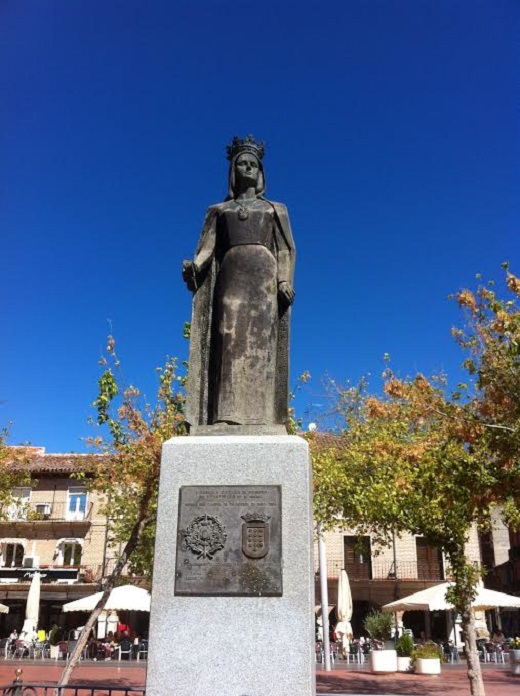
182, 259, 193, 280
182, 259, 198, 291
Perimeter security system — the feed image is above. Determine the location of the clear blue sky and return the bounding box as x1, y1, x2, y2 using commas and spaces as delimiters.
1, 1, 518, 451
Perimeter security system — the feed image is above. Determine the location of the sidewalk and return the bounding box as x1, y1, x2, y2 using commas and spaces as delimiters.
0, 659, 517, 695
0, 660, 145, 691
316, 661, 519, 695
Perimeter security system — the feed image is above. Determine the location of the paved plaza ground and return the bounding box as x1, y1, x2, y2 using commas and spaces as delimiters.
316, 661, 518, 695
0, 659, 517, 695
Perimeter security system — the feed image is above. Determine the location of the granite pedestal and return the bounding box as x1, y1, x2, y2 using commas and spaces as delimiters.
146, 435, 315, 696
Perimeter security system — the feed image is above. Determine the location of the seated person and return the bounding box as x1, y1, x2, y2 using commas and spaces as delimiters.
117, 620, 130, 640
491, 629, 505, 645
101, 632, 118, 659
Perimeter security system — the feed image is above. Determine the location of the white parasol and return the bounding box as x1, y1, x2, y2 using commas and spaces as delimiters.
22, 571, 40, 635
335, 569, 353, 655
62, 584, 151, 613
382, 580, 520, 613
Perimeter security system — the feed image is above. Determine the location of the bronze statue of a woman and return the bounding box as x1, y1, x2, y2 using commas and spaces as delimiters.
182, 135, 296, 434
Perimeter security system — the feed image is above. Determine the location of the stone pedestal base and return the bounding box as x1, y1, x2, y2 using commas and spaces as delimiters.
146, 435, 315, 696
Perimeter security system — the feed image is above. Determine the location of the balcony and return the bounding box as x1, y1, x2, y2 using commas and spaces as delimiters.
0, 501, 93, 537
315, 558, 445, 582
94, 558, 148, 586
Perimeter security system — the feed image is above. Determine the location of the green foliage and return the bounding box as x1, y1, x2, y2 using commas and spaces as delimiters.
49, 624, 60, 646
92, 369, 119, 426
396, 633, 414, 657
86, 336, 187, 579
363, 610, 393, 643
412, 642, 444, 661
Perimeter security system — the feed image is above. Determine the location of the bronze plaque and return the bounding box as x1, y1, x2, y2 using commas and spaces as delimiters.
175, 485, 282, 596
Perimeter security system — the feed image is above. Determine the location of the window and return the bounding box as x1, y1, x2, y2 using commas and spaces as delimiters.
344, 535, 372, 580
55, 538, 83, 567
8, 487, 31, 520
2, 543, 24, 567
509, 528, 520, 559
62, 541, 82, 566
478, 530, 495, 571
416, 538, 444, 580
67, 487, 87, 521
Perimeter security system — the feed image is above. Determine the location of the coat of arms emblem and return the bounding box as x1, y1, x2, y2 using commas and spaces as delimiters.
182, 514, 227, 560
241, 513, 270, 559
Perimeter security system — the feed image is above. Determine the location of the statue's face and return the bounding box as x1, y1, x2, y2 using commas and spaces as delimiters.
235, 153, 260, 186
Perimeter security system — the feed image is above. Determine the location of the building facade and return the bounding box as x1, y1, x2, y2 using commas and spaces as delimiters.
0, 448, 116, 636
314, 510, 515, 640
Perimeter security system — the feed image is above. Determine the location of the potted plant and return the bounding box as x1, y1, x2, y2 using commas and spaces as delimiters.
412, 641, 443, 675
363, 610, 397, 673
396, 633, 414, 672
48, 624, 60, 659
509, 637, 520, 676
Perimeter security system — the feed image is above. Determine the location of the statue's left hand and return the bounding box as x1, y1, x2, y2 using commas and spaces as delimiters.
278, 281, 295, 306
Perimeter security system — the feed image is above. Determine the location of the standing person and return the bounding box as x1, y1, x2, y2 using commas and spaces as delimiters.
117, 618, 130, 640
183, 135, 296, 431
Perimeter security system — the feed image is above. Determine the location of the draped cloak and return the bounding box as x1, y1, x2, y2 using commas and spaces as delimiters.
185, 199, 295, 431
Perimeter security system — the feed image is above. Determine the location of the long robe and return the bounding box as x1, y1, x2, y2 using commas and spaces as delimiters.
185, 199, 295, 429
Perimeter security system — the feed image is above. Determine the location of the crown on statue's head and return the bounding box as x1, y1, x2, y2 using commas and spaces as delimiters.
226, 134, 265, 162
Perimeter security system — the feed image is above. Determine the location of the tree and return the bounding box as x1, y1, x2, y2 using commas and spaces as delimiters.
59, 337, 186, 686
451, 263, 520, 526
310, 267, 520, 696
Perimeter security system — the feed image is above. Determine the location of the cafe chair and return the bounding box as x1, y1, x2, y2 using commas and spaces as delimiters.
118, 638, 132, 660
136, 639, 148, 661
30, 641, 46, 659
13, 641, 29, 659
0, 638, 13, 659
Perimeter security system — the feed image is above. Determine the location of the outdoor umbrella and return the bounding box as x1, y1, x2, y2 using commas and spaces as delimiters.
382, 580, 520, 613
335, 569, 353, 655
62, 584, 151, 613
22, 571, 40, 636
314, 604, 335, 617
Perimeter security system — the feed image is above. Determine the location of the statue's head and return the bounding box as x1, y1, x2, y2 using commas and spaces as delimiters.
226, 134, 266, 199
